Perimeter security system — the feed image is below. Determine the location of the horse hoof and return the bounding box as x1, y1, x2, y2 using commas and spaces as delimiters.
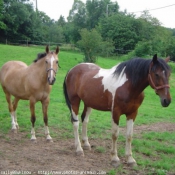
11, 129, 17, 133
31, 139, 37, 143
128, 162, 137, 167
111, 160, 121, 168
47, 139, 53, 143
76, 151, 84, 156
83, 145, 91, 150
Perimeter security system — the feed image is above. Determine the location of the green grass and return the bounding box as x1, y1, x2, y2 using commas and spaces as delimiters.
0, 44, 175, 174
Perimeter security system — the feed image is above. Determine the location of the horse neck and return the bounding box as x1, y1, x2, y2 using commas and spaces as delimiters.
128, 63, 150, 96
29, 58, 48, 83
131, 77, 149, 96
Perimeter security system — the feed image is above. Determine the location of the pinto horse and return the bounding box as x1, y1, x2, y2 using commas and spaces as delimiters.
0, 46, 59, 142
63, 54, 171, 166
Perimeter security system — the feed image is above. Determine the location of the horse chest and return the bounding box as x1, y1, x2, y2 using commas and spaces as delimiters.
115, 93, 144, 114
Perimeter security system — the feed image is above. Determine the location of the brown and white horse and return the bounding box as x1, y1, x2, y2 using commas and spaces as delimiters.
63, 54, 171, 167
0, 46, 59, 142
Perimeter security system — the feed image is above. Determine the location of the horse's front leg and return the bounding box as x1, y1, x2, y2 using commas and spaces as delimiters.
12, 97, 20, 130
125, 112, 137, 166
4, 92, 18, 133
111, 110, 120, 167
41, 98, 53, 142
30, 99, 37, 142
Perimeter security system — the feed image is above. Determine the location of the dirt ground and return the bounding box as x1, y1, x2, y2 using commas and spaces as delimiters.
0, 122, 175, 175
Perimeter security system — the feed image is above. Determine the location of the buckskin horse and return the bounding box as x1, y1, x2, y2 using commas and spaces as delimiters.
0, 46, 59, 142
63, 54, 171, 167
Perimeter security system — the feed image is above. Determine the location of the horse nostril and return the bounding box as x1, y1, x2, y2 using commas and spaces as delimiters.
163, 99, 170, 107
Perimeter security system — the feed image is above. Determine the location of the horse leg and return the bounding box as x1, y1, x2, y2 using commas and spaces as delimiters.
29, 99, 37, 142
111, 110, 120, 167
41, 98, 53, 142
81, 106, 92, 150
4, 92, 17, 132
125, 112, 137, 166
71, 98, 84, 156
12, 97, 20, 130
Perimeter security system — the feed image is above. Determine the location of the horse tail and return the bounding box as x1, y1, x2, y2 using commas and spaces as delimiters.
63, 75, 71, 112
63, 74, 78, 123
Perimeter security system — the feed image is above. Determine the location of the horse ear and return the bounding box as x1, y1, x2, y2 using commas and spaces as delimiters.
55, 46, 59, 54
46, 45, 49, 53
152, 54, 158, 63
165, 56, 170, 63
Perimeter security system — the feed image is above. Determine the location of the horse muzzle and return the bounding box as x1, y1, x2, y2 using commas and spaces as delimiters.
48, 77, 56, 85
160, 98, 171, 107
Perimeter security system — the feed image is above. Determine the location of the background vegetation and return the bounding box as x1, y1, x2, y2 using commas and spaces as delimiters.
0, 45, 175, 174
0, 0, 175, 61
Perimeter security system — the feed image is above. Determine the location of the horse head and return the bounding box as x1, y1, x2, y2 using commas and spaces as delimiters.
45, 45, 59, 85
148, 54, 171, 107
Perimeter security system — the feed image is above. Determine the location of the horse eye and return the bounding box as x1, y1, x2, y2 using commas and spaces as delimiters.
45, 60, 48, 64
56, 60, 58, 64
155, 73, 159, 78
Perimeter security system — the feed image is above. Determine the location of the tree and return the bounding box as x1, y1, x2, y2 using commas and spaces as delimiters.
67, 0, 86, 43
1, 0, 36, 41
85, 0, 119, 29
0, 0, 6, 30
77, 28, 103, 62
99, 13, 140, 53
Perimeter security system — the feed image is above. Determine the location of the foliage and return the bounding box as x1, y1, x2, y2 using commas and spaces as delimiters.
0, 0, 175, 59
77, 28, 103, 62
98, 13, 141, 54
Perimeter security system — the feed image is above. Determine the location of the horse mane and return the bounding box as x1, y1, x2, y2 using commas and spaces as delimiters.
113, 57, 170, 87
33, 53, 47, 62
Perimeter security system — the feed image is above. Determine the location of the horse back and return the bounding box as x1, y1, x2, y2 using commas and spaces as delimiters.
0, 61, 27, 82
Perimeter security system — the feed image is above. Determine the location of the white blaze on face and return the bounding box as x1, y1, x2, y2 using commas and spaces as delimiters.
93, 64, 128, 109
50, 56, 55, 79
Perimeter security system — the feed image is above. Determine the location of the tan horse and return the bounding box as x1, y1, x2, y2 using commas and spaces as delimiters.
0, 46, 59, 142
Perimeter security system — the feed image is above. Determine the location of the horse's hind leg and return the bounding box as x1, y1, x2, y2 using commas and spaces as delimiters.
41, 98, 53, 142
71, 98, 84, 156
81, 106, 92, 150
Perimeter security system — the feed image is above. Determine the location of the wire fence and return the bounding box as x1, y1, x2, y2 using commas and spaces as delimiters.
0, 39, 64, 47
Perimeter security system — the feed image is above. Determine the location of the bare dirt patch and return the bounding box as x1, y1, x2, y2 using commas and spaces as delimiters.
0, 122, 175, 175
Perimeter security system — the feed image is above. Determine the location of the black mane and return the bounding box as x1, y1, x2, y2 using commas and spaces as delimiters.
33, 52, 46, 62
113, 57, 170, 87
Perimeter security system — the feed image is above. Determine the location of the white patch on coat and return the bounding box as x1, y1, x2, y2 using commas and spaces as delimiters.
93, 64, 128, 109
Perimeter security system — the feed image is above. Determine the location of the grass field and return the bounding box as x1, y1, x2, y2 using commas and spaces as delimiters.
0, 44, 175, 174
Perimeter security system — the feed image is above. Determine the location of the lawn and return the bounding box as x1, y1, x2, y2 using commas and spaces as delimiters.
0, 44, 175, 174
